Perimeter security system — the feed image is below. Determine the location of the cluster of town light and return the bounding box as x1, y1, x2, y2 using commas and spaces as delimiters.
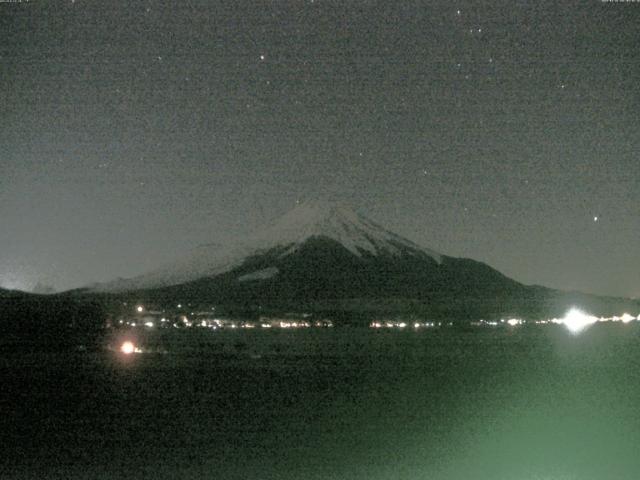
369, 309, 639, 334
502, 309, 639, 335
125, 305, 637, 336
551, 309, 638, 334
370, 321, 438, 329
118, 307, 639, 356
118, 305, 334, 330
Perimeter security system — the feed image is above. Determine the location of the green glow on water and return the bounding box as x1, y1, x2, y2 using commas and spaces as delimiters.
4, 325, 640, 479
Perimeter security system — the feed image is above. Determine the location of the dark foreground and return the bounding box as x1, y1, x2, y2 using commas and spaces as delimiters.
2, 325, 640, 480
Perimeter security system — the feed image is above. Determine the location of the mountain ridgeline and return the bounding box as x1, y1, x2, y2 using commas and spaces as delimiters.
86, 202, 639, 323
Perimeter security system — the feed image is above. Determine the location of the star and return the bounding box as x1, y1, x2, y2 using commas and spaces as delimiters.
259, 54, 266, 61
593, 216, 599, 222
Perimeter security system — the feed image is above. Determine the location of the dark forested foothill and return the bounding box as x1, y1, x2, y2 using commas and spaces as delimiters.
0, 288, 106, 350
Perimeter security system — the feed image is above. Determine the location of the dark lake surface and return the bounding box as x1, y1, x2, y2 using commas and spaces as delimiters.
3, 324, 640, 479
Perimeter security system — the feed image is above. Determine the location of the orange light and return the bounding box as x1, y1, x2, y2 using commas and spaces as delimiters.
121, 341, 135, 354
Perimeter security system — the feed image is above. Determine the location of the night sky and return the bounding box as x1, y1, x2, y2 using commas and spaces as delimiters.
1, 1, 639, 297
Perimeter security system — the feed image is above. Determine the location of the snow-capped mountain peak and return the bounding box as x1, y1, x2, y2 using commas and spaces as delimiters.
252, 200, 441, 259
93, 201, 441, 292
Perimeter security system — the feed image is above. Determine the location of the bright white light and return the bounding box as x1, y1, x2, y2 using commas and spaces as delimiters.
144, 321, 154, 328
506, 318, 522, 326
136, 306, 144, 313
563, 308, 597, 334
621, 313, 634, 324
121, 341, 135, 354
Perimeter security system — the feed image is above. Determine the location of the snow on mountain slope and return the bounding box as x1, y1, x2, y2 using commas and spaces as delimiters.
238, 267, 280, 282
93, 201, 442, 292
250, 201, 441, 259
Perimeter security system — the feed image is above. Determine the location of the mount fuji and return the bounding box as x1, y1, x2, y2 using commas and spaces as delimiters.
96, 201, 444, 292
87, 201, 638, 321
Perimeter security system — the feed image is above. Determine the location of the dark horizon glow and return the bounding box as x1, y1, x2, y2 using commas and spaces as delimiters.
1, 1, 639, 297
